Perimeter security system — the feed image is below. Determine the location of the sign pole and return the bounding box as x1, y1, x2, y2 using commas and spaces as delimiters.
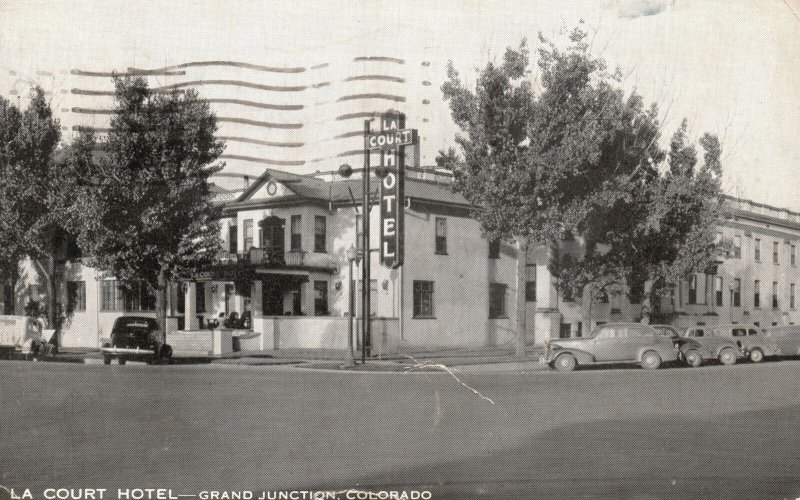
362, 119, 371, 364
364, 111, 417, 360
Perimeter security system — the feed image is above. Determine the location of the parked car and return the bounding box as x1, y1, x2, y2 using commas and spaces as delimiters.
760, 325, 800, 360
0, 315, 53, 360
651, 324, 706, 366
542, 323, 679, 372
709, 324, 775, 363
101, 316, 172, 365
681, 325, 744, 366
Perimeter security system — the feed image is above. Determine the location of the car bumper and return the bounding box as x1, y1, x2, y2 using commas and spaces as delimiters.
100, 347, 156, 356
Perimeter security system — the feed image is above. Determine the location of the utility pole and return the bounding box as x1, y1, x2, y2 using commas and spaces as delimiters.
361, 119, 371, 364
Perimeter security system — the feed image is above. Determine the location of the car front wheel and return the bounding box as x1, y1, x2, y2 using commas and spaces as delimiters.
553, 353, 577, 372
684, 349, 703, 368
749, 348, 764, 363
719, 348, 737, 366
103, 356, 112, 365
641, 351, 662, 370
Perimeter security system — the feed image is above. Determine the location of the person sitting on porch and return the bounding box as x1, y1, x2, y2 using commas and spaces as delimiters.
223, 312, 239, 329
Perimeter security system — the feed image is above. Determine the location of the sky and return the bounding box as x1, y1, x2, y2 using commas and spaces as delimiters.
1, 0, 799, 210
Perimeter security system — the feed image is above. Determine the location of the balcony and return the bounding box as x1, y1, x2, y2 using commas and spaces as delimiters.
248, 247, 286, 266
214, 249, 337, 272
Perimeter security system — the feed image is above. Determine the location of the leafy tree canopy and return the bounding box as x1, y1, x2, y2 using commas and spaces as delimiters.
441, 24, 725, 304
0, 88, 61, 264
65, 75, 225, 291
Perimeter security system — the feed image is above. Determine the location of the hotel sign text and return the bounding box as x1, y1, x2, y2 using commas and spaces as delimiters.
368, 110, 416, 269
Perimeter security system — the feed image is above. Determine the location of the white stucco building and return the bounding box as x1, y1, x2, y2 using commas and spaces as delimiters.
5, 166, 799, 354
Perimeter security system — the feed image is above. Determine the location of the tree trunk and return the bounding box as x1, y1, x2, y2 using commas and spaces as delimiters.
32, 256, 57, 332
156, 268, 168, 344
582, 285, 593, 338
515, 235, 528, 358
1, 260, 13, 314
640, 280, 654, 324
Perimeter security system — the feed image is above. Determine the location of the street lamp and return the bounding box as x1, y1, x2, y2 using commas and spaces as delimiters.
346, 245, 362, 365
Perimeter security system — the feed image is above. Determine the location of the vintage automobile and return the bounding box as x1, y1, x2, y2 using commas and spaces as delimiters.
0, 315, 53, 360
542, 322, 679, 372
101, 316, 172, 365
651, 324, 707, 366
681, 326, 744, 366
709, 324, 774, 363
759, 325, 800, 360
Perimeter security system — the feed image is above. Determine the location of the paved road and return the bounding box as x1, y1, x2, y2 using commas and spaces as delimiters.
2, 359, 800, 499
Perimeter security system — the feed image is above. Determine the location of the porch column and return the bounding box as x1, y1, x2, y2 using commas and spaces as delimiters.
533, 245, 560, 345
234, 291, 245, 314
252, 280, 263, 317
185, 282, 198, 330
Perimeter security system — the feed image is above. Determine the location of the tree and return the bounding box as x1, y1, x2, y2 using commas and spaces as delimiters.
65, 76, 225, 341
558, 119, 726, 321
441, 25, 724, 351
0, 88, 62, 329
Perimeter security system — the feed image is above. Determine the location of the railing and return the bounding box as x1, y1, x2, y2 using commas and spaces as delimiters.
215, 248, 337, 270
248, 247, 285, 265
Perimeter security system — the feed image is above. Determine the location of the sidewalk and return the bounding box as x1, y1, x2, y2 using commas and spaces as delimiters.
38, 345, 549, 372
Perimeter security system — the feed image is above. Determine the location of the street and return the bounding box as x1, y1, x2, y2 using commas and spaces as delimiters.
2, 359, 800, 499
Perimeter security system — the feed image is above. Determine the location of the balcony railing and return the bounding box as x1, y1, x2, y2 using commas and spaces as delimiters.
215, 248, 336, 271
248, 247, 285, 265
216, 248, 305, 267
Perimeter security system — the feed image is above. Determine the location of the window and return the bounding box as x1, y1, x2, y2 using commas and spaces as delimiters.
314, 216, 326, 253
773, 281, 779, 309
100, 280, 155, 312
731, 278, 741, 307
125, 282, 156, 312
733, 235, 742, 258
66, 281, 86, 313
435, 217, 447, 254
715, 276, 723, 307
754, 238, 761, 262
489, 283, 507, 318
488, 239, 500, 259
100, 281, 117, 311
754, 280, 760, 308
228, 225, 238, 253
196, 284, 206, 313
525, 281, 537, 302
688, 275, 697, 305
243, 219, 253, 250
290, 215, 302, 251
314, 281, 328, 316
559, 323, 571, 339
594, 327, 617, 339
774, 241, 779, 264
413, 281, 434, 318
792, 244, 797, 266
627, 326, 650, 338
791, 284, 796, 309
